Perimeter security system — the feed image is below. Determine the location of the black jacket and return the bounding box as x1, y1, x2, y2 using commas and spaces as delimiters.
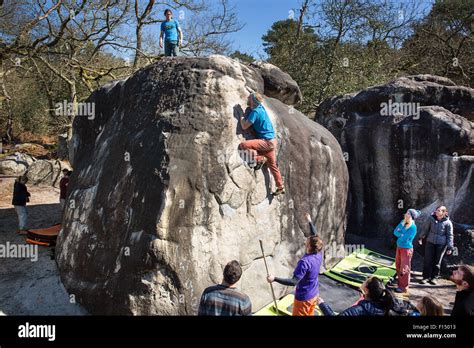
451, 289, 474, 317
12, 181, 30, 206
319, 299, 387, 316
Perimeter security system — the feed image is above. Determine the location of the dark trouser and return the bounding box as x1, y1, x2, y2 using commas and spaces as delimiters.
164, 40, 178, 56
422, 241, 447, 280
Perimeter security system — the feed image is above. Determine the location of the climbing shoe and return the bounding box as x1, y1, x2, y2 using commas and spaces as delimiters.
272, 187, 285, 196
253, 158, 267, 171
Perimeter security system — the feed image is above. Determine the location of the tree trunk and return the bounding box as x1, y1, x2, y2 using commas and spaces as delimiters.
0, 59, 15, 144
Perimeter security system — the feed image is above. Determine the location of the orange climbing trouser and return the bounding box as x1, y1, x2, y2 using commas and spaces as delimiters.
292, 297, 317, 316
238, 139, 283, 188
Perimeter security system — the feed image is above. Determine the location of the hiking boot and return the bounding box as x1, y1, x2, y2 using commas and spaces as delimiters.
272, 187, 285, 196
253, 158, 267, 171
428, 278, 437, 285
394, 288, 405, 293
419, 279, 429, 285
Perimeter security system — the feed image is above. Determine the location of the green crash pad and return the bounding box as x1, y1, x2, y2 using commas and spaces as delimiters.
324, 248, 396, 288
354, 248, 396, 269
253, 294, 324, 316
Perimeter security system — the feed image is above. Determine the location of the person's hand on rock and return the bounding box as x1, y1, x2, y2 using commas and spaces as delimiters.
305, 213, 311, 222
316, 297, 324, 305
267, 275, 275, 283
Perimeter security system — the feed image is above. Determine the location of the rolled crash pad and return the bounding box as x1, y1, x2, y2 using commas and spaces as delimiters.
25, 224, 61, 247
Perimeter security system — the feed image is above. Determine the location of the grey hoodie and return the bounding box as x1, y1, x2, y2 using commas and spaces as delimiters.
419, 213, 454, 248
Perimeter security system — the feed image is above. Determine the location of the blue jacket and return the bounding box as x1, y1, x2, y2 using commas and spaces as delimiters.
419, 214, 454, 248
319, 299, 387, 316
393, 220, 417, 249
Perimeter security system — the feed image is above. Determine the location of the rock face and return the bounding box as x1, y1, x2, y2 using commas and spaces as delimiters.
316, 75, 474, 265
26, 159, 66, 186
56, 55, 348, 315
250, 61, 303, 106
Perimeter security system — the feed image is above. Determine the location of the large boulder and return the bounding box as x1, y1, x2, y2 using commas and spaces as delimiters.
26, 159, 69, 186
316, 75, 474, 265
56, 55, 348, 315
0, 152, 34, 175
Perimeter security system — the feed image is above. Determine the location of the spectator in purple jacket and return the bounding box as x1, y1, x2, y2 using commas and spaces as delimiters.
266, 213, 322, 316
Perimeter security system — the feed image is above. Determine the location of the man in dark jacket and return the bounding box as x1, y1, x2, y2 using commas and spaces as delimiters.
418, 206, 454, 285
450, 265, 474, 316
59, 169, 71, 209
12, 175, 30, 234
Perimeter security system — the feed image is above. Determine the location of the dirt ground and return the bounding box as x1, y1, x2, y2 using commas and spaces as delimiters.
0, 176, 87, 315
0, 175, 457, 315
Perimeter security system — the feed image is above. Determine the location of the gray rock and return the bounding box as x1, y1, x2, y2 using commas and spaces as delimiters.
0, 152, 35, 176
56, 55, 348, 315
26, 159, 69, 186
316, 75, 474, 265
250, 61, 303, 106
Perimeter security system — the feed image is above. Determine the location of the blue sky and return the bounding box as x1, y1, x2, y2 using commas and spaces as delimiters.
224, 0, 434, 59
227, 0, 302, 59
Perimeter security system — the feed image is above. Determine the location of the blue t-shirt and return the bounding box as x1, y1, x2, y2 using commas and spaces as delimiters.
393, 220, 417, 249
293, 252, 322, 301
161, 19, 180, 42
246, 104, 275, 140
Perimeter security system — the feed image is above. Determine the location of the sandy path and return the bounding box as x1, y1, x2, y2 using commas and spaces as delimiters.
0, 176, 87, 315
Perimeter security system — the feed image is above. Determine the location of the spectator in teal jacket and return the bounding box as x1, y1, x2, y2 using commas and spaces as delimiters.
392, 209, 420, 293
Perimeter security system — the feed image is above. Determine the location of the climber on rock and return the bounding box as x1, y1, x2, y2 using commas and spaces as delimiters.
160, 9, 182, 57
238, 92, 285, 196
266, 213, 322, 316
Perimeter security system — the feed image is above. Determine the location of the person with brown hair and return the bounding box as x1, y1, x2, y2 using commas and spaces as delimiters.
418, 205, 454, 285
198, 260, 252, 316
450, 264, 474, 316
415, 296, 444, 316
266, 213, 322, 316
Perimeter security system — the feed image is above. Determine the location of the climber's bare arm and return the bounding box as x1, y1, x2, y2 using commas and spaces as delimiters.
178, 28, 183, 45
240, 117, 252, 130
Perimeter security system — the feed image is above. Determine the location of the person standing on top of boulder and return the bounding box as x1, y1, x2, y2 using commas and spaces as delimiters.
159, 9, 182, 57
59, 169, 71, 210
418, 205, 454, 285
198, 260, 252, 316
238, 92, 285, 196
12, 174, 30, 234
391, 208, 420, 293
266, 213, 322, 316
